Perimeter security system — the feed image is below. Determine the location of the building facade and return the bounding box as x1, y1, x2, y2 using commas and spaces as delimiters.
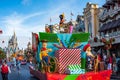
98, 0, 120, 57
75, 15, 85, 32
83, 2, 102, 38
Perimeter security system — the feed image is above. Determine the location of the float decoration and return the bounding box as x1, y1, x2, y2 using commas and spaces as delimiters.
101, 37, 115, 50
32, 33, 39, 52
83, 44, 94, 58
55, 49, 81, 74
94, 37, 98, 42
30, 13, 113, 80
59, 13, 65, 27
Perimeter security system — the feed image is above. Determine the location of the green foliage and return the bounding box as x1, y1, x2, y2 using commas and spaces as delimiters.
70, 33, 90, 42
39, 32, 89, 43
0, 49, 6, 59
39, 32, 58, 42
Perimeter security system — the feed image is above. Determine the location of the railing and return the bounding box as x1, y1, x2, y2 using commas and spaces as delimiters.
100, 7, 120, 21
100, 11, 108, 20
109, 8, 118, 17
101, 31, 120, 38
89, 31, 120, 47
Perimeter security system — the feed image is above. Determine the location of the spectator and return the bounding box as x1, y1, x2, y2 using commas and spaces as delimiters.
103, 53, 107, 69
88, 60, 93, 71
112, 53, 117, 74
12, 57, 16, 71
107, 55, 112, 70
0, 60, 11, 80
103, 53, 107, 62
16, 59, 21, 73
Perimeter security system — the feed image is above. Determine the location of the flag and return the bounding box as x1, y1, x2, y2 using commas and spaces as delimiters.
0, 30, 2, 34
2, 41, 4, 43
71, 12, 74, 16
50, 17, 52, 23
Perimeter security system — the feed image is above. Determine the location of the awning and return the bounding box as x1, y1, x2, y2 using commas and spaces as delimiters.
103, 3, 109, 8
99, 24, 106, 32
117, 18, 120, 27
104, 22, 112, 31
99, 19, 120, 32
106, 1, 114, 5
110, 18, 120, 29
99, 22, 111, 32
103, 22, 111, 31
107, 20, 116, 30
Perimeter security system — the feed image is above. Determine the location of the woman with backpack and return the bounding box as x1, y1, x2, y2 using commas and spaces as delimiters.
0, 60, 11, 80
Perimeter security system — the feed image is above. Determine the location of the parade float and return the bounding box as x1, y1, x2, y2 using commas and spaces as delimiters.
29, 14, 112, 80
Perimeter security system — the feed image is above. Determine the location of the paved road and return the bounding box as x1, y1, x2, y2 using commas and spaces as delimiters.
0, 62, 119, 80
0, 63, 39, 80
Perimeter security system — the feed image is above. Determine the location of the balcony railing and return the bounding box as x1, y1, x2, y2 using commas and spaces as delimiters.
101, 31, 120, 38
100, 11, 108, 20
89, 31, 120, 47
100, 6, 120, 21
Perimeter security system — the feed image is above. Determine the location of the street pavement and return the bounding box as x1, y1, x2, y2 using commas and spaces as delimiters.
111, 73, 120, 80
0, 63, 39, 80
0, 62, 120, 80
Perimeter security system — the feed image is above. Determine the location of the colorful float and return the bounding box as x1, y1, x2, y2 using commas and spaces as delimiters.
29, 14, 112, 80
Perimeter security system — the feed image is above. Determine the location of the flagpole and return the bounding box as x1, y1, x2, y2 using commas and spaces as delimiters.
71, 12, 72, 21
50, 17, 52, 25
70, 12, 73, 21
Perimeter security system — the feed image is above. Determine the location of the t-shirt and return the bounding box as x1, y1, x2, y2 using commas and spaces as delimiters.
109, 57, 112, 63
0, 65, 11, 74
112, 57, 116, 64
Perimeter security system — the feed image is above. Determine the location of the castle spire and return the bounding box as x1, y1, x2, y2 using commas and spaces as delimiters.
14, 30, 16, 37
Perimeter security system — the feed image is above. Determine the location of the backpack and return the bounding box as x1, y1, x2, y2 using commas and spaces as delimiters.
1, 65, 9, 73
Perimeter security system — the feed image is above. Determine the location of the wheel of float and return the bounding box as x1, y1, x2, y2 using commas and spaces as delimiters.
49, 57, 58, 73
39, 60, 47, 72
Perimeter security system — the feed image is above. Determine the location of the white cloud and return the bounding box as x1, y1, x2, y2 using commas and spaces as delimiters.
0, 11, 45, 49
0, 0, 81, 49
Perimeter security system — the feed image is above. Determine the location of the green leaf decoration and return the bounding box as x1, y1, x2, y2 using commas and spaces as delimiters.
70, 33, 90, 42
39, 32, 58, 42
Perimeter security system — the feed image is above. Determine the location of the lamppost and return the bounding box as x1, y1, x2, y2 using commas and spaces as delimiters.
101, 34, 115, 57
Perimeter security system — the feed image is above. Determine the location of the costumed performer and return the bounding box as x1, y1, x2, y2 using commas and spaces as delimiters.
82, 44, 94, 70
39, 40, 52, 72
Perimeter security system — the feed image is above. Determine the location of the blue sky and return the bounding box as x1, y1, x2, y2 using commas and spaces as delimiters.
0, 0, 105, 49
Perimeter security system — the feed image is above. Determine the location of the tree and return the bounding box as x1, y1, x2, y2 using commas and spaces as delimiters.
0, 48, 6, 59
